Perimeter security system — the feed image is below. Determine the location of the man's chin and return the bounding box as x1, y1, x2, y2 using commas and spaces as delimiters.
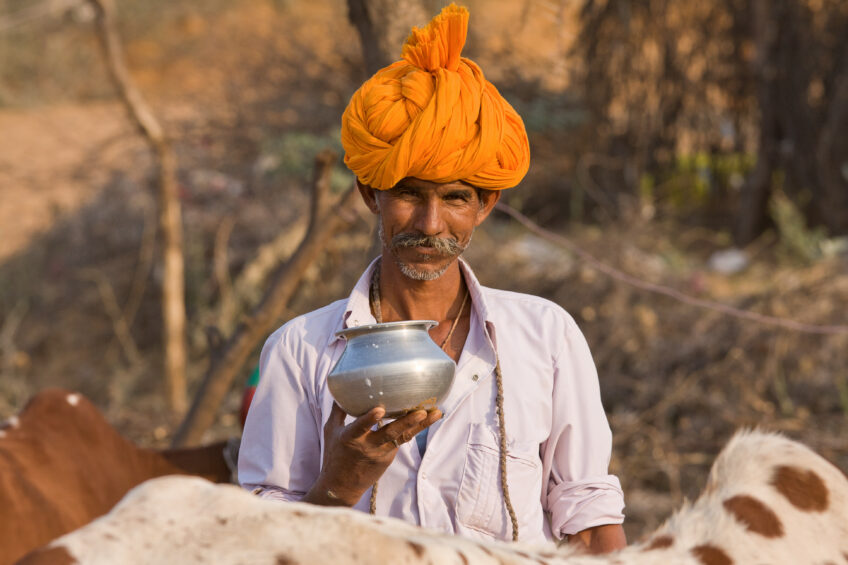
399, 263, 450, 281
393, 255, 457, 281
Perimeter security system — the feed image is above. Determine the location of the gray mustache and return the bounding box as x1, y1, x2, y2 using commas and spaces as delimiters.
391, 233, 462, 255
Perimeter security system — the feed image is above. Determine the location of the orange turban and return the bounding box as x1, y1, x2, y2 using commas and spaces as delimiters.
341, 4, 530, 191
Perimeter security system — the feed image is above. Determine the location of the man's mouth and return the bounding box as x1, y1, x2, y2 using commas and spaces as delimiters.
379, 225, 466, 261
401, 247, 445, 262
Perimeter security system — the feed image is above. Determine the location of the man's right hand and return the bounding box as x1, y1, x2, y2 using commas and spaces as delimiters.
303, 402, 442, 507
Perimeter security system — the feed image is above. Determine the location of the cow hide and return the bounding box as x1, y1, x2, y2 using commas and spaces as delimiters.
19, 430, 848, 564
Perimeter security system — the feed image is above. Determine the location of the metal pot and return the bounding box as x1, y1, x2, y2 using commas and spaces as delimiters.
328, 320, 456, 417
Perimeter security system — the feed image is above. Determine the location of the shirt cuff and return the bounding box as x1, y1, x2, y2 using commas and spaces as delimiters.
547, 475, 625, 537
242, 484, 305, 503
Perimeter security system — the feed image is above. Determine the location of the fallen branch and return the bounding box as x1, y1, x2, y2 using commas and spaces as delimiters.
172, 151, 359, 447
495, 202, 848, 335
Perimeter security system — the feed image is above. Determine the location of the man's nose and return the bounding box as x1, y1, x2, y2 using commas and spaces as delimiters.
412, 198, 445, 236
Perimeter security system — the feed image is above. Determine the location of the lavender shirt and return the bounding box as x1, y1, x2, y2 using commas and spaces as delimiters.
238, 258, 625, 543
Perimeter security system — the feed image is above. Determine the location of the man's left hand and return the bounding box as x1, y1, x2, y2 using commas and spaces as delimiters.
569, 523, 627, 554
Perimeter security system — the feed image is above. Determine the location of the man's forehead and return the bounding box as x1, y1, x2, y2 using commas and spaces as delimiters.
391, 178, 476, 193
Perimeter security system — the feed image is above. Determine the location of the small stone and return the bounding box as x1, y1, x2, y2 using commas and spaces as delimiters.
708, 248, 748, 274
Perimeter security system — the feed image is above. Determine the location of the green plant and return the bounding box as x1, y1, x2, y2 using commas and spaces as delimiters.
769, 188, 827, 262
260, 130, 349, 192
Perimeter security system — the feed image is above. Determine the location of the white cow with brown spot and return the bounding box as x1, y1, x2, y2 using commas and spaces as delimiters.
19, 430, 848, 565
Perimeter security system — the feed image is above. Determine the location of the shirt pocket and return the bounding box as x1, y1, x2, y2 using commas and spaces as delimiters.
455, 423, 541, 538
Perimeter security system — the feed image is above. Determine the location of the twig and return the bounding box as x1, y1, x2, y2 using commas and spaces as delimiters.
575, 153, 620, 220
213, 215, 236, 330
172, 152, 359, 447
0, 301, 29, 375
79, 269, 142, 367
123, 195, 157, 328
495, 202, 848, 335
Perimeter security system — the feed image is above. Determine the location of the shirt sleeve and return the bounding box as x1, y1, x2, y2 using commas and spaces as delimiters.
238, 329, 323, 501
541, 316, 625, 537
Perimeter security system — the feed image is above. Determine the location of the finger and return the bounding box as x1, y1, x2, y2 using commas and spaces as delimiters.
371, 410, 427, 447
401, 409, 443, 442
342, 405, 386, 440
423, 408, 443, 426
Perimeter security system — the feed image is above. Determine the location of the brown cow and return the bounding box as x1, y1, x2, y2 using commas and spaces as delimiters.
0, 389, 233, 565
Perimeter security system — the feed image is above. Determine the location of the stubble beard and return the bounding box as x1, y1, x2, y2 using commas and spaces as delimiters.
378, 223, 472, 281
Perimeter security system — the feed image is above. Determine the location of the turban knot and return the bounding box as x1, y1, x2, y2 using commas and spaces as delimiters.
341, 3, 530, 191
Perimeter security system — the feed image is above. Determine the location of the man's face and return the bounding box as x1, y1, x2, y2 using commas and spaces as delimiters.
366, 178, 499, 281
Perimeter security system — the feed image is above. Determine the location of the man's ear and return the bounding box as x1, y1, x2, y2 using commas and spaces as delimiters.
474, 189, 501, 226
356, 179, 380, 215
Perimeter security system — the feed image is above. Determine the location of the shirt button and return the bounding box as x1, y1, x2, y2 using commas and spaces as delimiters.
472, 374, 479, 381
421, 472, 427, 480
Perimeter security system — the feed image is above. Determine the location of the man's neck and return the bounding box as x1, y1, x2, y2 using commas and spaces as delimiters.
377, 255, 466, 323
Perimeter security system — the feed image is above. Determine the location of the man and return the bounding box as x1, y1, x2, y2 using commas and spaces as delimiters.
239, 4, 626, 553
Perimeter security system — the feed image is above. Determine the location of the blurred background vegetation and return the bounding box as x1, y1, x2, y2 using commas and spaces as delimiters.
0, 0, 846, 540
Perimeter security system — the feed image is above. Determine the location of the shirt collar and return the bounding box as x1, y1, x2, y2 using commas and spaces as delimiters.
326, 256, 381, 346
458, 257, 498, 351
329, 256, 496, 348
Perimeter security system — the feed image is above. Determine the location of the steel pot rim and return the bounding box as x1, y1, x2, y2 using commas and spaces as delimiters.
334, 320, 438, 340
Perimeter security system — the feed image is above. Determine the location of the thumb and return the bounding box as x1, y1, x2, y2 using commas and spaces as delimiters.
323, 402, 347, 434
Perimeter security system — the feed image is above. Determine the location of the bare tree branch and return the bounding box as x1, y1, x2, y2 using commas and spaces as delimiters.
497, 201, 848, 335
346, 0, 391, 76
213, 215, 236, 331
216, 219, 306, 336
172, 152, 360, 447
346, 0, 431, 76
123, 195, 156, 329
734, 0, 779, 246
815, 39, 848, 234
89, 0, 187, 415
